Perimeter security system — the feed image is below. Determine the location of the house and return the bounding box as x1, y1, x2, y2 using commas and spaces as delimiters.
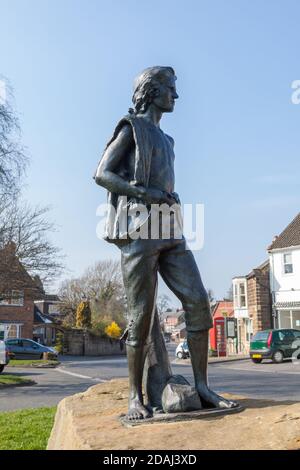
34, 294, 61, 317
160, 308, 183, 335
232, 275, 250, 353
172, 321, 186, 341
268, 213, 300, 331
33, 295, 63, 345
232, 261, 272, 353
0, 242, 59, 344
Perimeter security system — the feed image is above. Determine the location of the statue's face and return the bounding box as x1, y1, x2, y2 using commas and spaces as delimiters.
152, 74, 178, 113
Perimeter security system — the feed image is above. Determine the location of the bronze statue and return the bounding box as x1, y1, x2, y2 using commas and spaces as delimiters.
95, 66, 238, 421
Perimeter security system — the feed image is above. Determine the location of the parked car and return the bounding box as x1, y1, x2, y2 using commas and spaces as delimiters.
0, 340, 10, 373
250, 329, 300, 364
175, 340, 189, 359
5, 338, 58, 360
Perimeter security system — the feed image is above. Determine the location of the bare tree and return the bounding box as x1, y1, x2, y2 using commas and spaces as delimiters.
157, 294, 171, 321
0, 197, 64, 284
81, 260, 123, 300
224, 285, 233, 302
59, 260, 125, 328
0, 78, 62, 286
57, 277, 84, 322
0, 77, 27, 198
207, 288, 215, 303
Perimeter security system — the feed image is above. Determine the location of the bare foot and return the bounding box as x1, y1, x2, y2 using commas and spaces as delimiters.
197, 386, 239, 409
126, 400, 152, 421
152, 406, 164, 415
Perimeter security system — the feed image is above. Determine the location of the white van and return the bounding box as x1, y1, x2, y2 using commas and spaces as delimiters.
175, 340, 190, 359
0, 340, 9, 373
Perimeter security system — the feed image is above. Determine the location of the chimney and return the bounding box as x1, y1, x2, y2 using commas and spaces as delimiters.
5, 241, 17, 255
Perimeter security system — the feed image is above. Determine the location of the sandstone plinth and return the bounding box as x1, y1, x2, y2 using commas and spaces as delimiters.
47, 379, 300, 450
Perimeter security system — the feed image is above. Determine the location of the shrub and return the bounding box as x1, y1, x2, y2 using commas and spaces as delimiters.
75, 301, 91, 328
90, 316, 112, 337
54, 331, 64, 354
105, 321, 121, 339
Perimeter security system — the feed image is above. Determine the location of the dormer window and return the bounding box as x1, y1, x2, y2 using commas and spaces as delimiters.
283, 253, 293, 274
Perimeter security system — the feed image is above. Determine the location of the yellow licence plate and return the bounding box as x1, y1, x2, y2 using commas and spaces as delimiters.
252, 354, 262, 358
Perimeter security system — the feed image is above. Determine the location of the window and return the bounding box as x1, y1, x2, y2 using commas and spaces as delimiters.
281, 330, 295, 342
0, 293, 10, 305
277, 331, 285, 341
253, 331, 269, 341
6, 339, 20, 346
283, 253, 293, 274
0, 290, 24, 306
233, 284, 238, 306
240, 284, 246, 308
7, 324, 18, 338
11, 290, 24, 306
233, 280, 247, 309
24, 340, 39, 349
292, 310, 300, 330
245, 319, 252, 342
278, 310, 292, 329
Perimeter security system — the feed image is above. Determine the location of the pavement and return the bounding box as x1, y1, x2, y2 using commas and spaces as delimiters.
175, 354, 249, 365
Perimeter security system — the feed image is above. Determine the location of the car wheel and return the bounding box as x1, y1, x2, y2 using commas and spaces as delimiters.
177, 351, 183, 359
272, 350, 284, 363
0, 365, 4, 374
251, 358, 262, 364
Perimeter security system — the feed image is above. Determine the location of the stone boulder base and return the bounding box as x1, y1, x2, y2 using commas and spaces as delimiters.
47, 379, 300, 450
162, 382, 202, 413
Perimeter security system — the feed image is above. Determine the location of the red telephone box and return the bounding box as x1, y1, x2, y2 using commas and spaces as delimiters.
210, 317, 227, 356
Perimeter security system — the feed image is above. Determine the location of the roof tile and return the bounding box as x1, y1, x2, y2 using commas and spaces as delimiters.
268, 213, 300, 250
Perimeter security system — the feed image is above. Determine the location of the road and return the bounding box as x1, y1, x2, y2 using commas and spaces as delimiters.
1, 343, 300, 411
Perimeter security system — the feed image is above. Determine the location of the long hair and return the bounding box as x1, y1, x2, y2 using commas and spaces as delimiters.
130, 66, 176, 114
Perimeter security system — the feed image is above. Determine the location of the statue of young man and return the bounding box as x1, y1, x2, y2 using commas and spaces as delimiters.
95, 66, 237, 420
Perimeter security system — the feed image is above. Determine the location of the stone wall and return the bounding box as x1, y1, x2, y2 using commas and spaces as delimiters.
247, 264, 272, 334
63, 329, 126, 356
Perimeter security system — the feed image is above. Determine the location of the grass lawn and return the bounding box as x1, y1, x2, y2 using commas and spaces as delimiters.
0, 374, 35, 387
0, 407, 56, 450
8, 359, 59, 368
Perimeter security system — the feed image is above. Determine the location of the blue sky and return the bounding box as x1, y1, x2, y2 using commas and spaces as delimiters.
1, 0, 300, 302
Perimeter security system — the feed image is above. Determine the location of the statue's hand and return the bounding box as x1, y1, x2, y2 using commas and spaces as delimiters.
140, 188, 180, 206
143, 188, 172, 205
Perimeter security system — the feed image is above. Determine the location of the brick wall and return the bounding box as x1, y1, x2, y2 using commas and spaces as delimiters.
0, 299, 34, 338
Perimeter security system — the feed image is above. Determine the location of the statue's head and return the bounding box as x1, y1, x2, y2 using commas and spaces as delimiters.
132, 66, 178, 114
